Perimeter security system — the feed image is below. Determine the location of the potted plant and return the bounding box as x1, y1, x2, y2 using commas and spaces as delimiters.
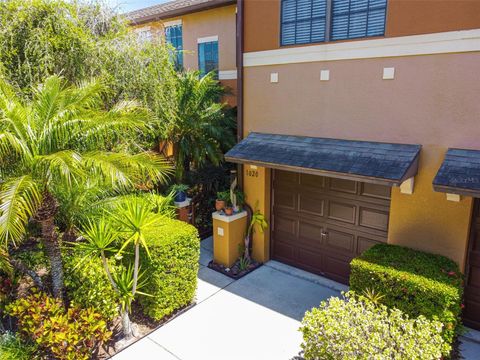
233, 190, 245, 212
170, 184, 189, 202
224, 204, 234, 216
216, 190, 230, 211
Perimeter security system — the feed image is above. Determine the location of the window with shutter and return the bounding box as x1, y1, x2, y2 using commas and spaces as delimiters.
280, 0, 387, 45
165, 25, 183, 69
331, 0, 387, 40
198, 41, 219, 78
281, 0, 327, 45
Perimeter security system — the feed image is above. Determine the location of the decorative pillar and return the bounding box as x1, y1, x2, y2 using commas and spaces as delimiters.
212, 211, 248, 267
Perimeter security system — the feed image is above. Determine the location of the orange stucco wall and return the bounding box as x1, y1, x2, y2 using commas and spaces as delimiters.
244, 0, 480, 53
242, 51, 480, 268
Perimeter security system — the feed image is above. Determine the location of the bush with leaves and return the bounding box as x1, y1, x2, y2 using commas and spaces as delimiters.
300, 292, 450, 360
7, 292, 111, 360
350, 243, 463, 345
138, 218, 200, 320
0, 332, 36, 360
64, 252, 119, 321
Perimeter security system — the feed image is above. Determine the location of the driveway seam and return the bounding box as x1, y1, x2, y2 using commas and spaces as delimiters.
264, 262, 344, 294
146, 337, 183, 360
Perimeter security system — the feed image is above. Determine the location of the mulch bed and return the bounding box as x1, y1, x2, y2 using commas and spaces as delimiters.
207, 258, 263, 280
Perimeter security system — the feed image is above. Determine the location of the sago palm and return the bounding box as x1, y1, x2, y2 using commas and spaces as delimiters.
0, 75, 171, 300
157, 71, 235, 181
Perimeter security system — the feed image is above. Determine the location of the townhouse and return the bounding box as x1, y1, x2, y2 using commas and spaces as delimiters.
225, 0, 480, 329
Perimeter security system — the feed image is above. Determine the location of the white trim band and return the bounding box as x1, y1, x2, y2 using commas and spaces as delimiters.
219, 70, 237, 80
163, 19, 182, 27
197, 35, 219, 44
212, 210, 247, 223
244, 29, 480, 67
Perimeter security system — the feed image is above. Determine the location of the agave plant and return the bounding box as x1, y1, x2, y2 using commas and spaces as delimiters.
0, 75, 171, 300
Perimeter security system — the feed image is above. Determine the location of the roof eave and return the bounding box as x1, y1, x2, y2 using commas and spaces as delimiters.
128, 0, 236, 25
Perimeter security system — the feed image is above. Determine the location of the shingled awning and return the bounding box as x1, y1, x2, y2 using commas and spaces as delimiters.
225, 133, 421, 186
433, 148, 480, 197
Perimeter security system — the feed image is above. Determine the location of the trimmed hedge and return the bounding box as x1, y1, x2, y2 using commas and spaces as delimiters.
300, 292, 450, 359
350, 244, 463, 345
139, 218, 200, 320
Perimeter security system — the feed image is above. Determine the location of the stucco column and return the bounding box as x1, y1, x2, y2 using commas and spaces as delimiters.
243, 165, 271, 262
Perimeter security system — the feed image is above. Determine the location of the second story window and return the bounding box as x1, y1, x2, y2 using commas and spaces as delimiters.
281, 0, 387, 46
165, 24, 183, 68
331, 0, 387, 40
281, 0, 327, 45
198, 40, 218, 78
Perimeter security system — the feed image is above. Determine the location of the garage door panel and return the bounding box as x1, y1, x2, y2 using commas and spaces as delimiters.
274, 189, 297, 210
328, 201, 356, 224
299, 195, 325, 216
361, 182, 392, 200
298, 221, 323, 245
300, 173, 326, 188
329, 178, 357, 194
272, 170, 390, 285
273, 214, 297, 236
359, 207, 389, 232
325, 228, 355, 253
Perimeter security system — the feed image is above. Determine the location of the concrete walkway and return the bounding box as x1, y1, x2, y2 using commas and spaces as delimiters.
113, 237, 480, 360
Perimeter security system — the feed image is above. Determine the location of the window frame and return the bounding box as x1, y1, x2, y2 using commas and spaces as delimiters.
197, 40, 219, 78
280, 0, 388, 46
165, 24, 184, 69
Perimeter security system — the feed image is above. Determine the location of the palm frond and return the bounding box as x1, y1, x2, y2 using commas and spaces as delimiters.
34, 150, 84, 186
0, 175, 41, 246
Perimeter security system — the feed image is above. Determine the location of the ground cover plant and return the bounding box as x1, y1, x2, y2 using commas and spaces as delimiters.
350, 243, 463, 346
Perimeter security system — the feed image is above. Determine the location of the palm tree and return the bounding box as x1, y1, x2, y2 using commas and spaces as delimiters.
0, 75, 171, 300
157, 71, 235, 181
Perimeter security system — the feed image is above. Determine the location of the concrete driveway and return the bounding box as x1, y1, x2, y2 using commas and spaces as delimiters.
113, 237, 480, 360
113, 237, 345, 360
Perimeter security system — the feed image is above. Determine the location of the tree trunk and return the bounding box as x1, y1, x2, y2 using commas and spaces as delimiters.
121, 310, 133, 340
34, 191, 64, 300
42, 224, 64, 300
9, 258, 45, 291
132, 244, 139, 296
101, 251, 117, 291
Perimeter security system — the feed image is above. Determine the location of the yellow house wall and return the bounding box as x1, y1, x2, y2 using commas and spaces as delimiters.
243, 165, 271, 262
388, 145, 473, 269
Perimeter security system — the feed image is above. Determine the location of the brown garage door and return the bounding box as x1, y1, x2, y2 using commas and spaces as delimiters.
464, 200, 480, 330
272, 170, 391, 284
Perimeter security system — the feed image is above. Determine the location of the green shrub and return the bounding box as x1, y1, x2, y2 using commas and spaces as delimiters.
138, 218, 200, 320
350, 243, 463, 345
0, 332, 36, 360
300, 292, 450, 360
64, 252, 119, 321
7, 292, 111, 360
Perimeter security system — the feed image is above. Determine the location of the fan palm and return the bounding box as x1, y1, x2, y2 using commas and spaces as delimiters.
0, 75, 171, 300
157, 71, 235, 181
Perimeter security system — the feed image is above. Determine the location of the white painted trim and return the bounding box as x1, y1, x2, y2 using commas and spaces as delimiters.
197, 35, 219, 44
163, 19, 182, 27
212, 210, 247, 223
218, 70, 237, 80
244, 29, 480, 67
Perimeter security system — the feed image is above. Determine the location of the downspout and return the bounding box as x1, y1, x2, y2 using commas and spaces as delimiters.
236, 0, 244, 189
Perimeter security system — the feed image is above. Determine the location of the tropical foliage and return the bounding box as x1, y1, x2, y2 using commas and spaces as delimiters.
0, 75, 170, 299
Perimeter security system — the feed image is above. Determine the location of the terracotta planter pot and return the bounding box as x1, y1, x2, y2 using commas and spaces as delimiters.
224, 207, 234, 216
215, 200, 226, 211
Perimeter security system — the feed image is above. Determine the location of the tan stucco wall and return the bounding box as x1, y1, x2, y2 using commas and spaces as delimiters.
244, 0, 480, 53
243, 52, 480, 268
137, 5, 237, 72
